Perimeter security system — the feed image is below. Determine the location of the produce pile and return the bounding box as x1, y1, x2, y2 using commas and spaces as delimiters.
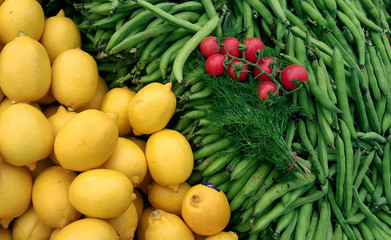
1, 0, 391, 239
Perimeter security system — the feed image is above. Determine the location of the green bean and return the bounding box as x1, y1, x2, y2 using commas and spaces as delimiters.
346, 212, 367, 225
360, 0, 378, 20
344, 0, 383, 32
137, 0, 201, 32
354, 150, 375, 188
306, 118, 318, 147
358, 221, 375, 240
230, 156, 259, 181
382, 112, 391, 135
383, 143, 391, 203
333, 46, 357, 138
173, 16, 219, 84
368, 44, 390, 95
193, 137, 231, 160
280, 209, 298, 240
375, 211, 391, 227
253, 173, 316, 217
227, 162, 259, 201
327, 182, 357, 240
242, 162, 273, 196
351, 70, 369, 131
364, 48, 382, 101
243, 1, 254, 39
295, 202, 313, 239
335, 135, 345, 209
306, 210, 320, 240
243, 0, 274, 25
202, 149, 240, 177
301, 1, 327, 27
316, 102, 335, 148
284, 9, 307, 32
314, 199, 331, 240
333, 223, 343, 240
159, 36, 191, 79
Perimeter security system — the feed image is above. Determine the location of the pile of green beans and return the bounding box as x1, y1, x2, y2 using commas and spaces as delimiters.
73, 0, 223, 89
72, 0, 391, 239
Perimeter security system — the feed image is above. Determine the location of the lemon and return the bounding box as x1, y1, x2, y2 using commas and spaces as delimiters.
128, 82, 176, 135
38, 90, 57, 105
145, 209, 194, 240
133, 188, 144, 220
0, 87, 4, 103
106, 202, 138, 240
204, 231, 238, 240
101, 86, 136, 136
0, 35, 51, 103
0, 103, 54, 169
137, 169, 153, 195
55, 218, 119, 240
30, 157, 54, 180
182, 183, 231, 236
51, 48, 99, 111
0, 227, 11, 240
43, 104, 60, 118
77, 76, 108, 112
145, 129, 194, 191
48, 106, 77, 165
147, 181, 191, 216
48, 105, 78, 137
12, 206, 55, 240
0, 98, 42, 116
0, 0, 45, 44
54, 109, 118, 171
0, 158, 32, 228
100, 137, 147, 187
49, 228, 61, 240
69, 169, 136, 218
136, 206, 154, 240
40, 9, 82, 63
194, 233, 207, 240
32, 166, 81, 228
128, 136, 146, 152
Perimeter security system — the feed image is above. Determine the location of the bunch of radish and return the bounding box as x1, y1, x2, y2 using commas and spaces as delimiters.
200, 36, 309, 101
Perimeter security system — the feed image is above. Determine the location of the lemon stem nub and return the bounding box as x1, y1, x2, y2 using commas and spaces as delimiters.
152, 210, 161, 219
192, 194, 201, 204
18, 30, 25, 37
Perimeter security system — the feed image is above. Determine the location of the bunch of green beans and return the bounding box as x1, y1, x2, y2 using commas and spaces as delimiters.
74, 0, 225, 89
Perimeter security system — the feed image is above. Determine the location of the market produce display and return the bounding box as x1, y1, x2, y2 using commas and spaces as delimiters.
1, 0, 391, 239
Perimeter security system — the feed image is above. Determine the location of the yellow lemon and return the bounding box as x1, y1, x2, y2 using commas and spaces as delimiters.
147, 181, 191, 216
133, 188, 144, 220
48, 105, 78, 137
11, 206, 55, 240
40, 9, 82, 64
0, 103, 53, 169
137, 169, 153, 195
0, 87, 4, 103
0, 98, 42, 117
30, 157, 54, 180
38, 90, 57, 105
0, 227, 12, 240
32, 166, 81, 228
128, 82, 176, 135
54, 109, 118, 171
204, 231, 239, 240
49, 228, 61, 240
145, 209, 194, 240
101, 86, 136, 136
136, 206, 154, 240
100, 137, 147, 187
51, 48, 98, 111
0, 0, 45, 44
145, 129, 193, 191
182, 183, 231, 236
69, 169, 136, 218
0, 35, 51, 103
106, 202, 138, 240
55, 218, 119, 240
48, 105, 77, 165
128, 136, 146, 152
77, 76, 108, 112
43, 104, 60, 118
0, 158, 32, 229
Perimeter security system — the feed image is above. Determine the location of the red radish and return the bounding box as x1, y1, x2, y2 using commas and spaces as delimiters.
253, 57, 279, 82
221, 37, 240, 58
242, 37, 264, 63
200, 36, 220, 58
227, 60, 249, 81
281, 64, 308, 91
257, 81, 279, 101
205, 54, 226, 76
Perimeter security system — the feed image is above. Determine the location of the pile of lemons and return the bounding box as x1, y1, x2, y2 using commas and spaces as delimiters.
0, 0, 238, 239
